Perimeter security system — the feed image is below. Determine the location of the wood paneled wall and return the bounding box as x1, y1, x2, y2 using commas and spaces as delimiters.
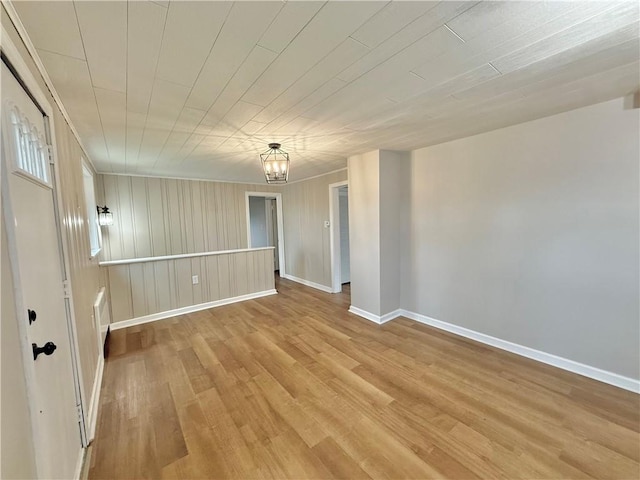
100, 170, 348, 293
99, 175, 279, 261
106, 249, 275, 323
282, 170, 348, 288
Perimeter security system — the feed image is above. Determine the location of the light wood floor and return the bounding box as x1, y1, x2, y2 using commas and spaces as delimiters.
89, 277, 639, 479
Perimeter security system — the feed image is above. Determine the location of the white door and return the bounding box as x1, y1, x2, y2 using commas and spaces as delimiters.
1, 62, 81, 478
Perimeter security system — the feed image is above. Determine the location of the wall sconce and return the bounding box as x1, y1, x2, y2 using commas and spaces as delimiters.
97, 205, 114, 226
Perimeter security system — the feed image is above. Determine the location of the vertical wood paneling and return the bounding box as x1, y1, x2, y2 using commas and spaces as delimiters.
147, 178, 167, 255
129, 263, 146, 318
154, 261, 171, 313
109, 265, 133, 321
107, 249, 275, 322
130, 177, 152, 257
99, 174, 278, 261
116, 175, 136, 258
282, 170, 348, 287
206, 256, 220, 301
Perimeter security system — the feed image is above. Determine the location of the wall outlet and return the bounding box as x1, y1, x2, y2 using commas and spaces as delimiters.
192, 275, 199, 285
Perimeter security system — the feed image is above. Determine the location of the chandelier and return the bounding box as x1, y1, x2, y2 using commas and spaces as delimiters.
260, 143, 289, 184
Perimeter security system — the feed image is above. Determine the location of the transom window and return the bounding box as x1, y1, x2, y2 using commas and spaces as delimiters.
7, 103, 50, 186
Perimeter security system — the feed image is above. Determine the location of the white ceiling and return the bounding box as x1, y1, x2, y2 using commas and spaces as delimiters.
12, 1, 640, 183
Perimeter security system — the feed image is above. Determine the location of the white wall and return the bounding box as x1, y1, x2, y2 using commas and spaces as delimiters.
379, 150, 410, 316
249, 196, 268, 248
403, 97, 640, 380
348, 151, 381, 315
339, 189, 350, 283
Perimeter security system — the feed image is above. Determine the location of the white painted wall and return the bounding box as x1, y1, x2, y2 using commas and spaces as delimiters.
348, 151, 381, 315
338, 189, 350, 283
379, 150, 410, 316
249, 196, 268, 248
403, 97, 640, 380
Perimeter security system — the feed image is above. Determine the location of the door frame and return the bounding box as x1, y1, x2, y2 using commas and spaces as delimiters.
1, 22, 88, 466
329, 180, 348, 293
245, 191, 285, 276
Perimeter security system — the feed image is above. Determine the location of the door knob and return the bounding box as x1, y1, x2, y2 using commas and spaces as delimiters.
32, 341, 57, 360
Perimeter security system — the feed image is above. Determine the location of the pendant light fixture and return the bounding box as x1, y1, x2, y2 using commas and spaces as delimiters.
260, 143, 289, 184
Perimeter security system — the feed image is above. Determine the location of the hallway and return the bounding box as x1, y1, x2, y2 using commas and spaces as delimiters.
89, 277, 638, 479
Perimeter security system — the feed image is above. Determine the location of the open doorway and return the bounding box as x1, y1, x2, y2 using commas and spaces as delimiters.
329, 181, 350, 294
245, 192, 285, 276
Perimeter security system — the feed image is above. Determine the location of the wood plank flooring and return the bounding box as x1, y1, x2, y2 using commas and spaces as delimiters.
89, 277, 639, 479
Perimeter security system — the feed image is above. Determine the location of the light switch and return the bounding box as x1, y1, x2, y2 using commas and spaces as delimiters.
324, 220, 330, 228
192, 275, 199, 285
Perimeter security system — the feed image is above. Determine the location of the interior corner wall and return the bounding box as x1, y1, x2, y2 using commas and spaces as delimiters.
348, 151, 381, 315
379, 150, 410, 316
403, 97, 640, 380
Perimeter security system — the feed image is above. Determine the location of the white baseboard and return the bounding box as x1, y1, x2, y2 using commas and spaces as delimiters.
110, 289, 278, 331
398, 309, 640, 394
348, 306, 401, 325
281, 274, 333, 293
86, 353, 104, 443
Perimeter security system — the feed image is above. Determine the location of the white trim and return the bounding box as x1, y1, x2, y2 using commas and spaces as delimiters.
328, 180, 348, 293
99, 247, 275, 266
398, 310, 640, 394
73, 447, 85, 480
345, 305, 640, 392
348, 306, 400, 325
282, 274, 333, 293
245, 191, 285, 276
86, 354, 104, 443
110, 289, 278, 331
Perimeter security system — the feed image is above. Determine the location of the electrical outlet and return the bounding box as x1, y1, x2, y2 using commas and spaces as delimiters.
192, 275, 199, 285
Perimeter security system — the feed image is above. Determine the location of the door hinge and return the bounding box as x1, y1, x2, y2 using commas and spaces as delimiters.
62, 280, 71, 298
47, 145, 55, 164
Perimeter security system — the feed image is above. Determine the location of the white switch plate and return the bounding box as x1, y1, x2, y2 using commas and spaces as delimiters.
192, 275, 199, 285
324, 220, 330, 228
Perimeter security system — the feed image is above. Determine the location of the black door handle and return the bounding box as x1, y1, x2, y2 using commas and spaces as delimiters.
32, 341, 57, 360
28, 309, 37, 325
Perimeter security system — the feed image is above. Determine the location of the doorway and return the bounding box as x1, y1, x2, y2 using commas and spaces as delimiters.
245, 192, 285, 276
329, 181, 350, 293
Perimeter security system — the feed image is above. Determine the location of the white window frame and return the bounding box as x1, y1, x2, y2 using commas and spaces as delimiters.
82, 161, 101, 258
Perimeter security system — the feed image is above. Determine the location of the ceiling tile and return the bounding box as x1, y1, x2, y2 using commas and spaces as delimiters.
12, 1, 85, 59
155, 1, 232, 87
75, 1, 127, 92
241, 1, 386, 107
127, 1, 167, 114
185, 1, 282, 111
258, 1, 325, 54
